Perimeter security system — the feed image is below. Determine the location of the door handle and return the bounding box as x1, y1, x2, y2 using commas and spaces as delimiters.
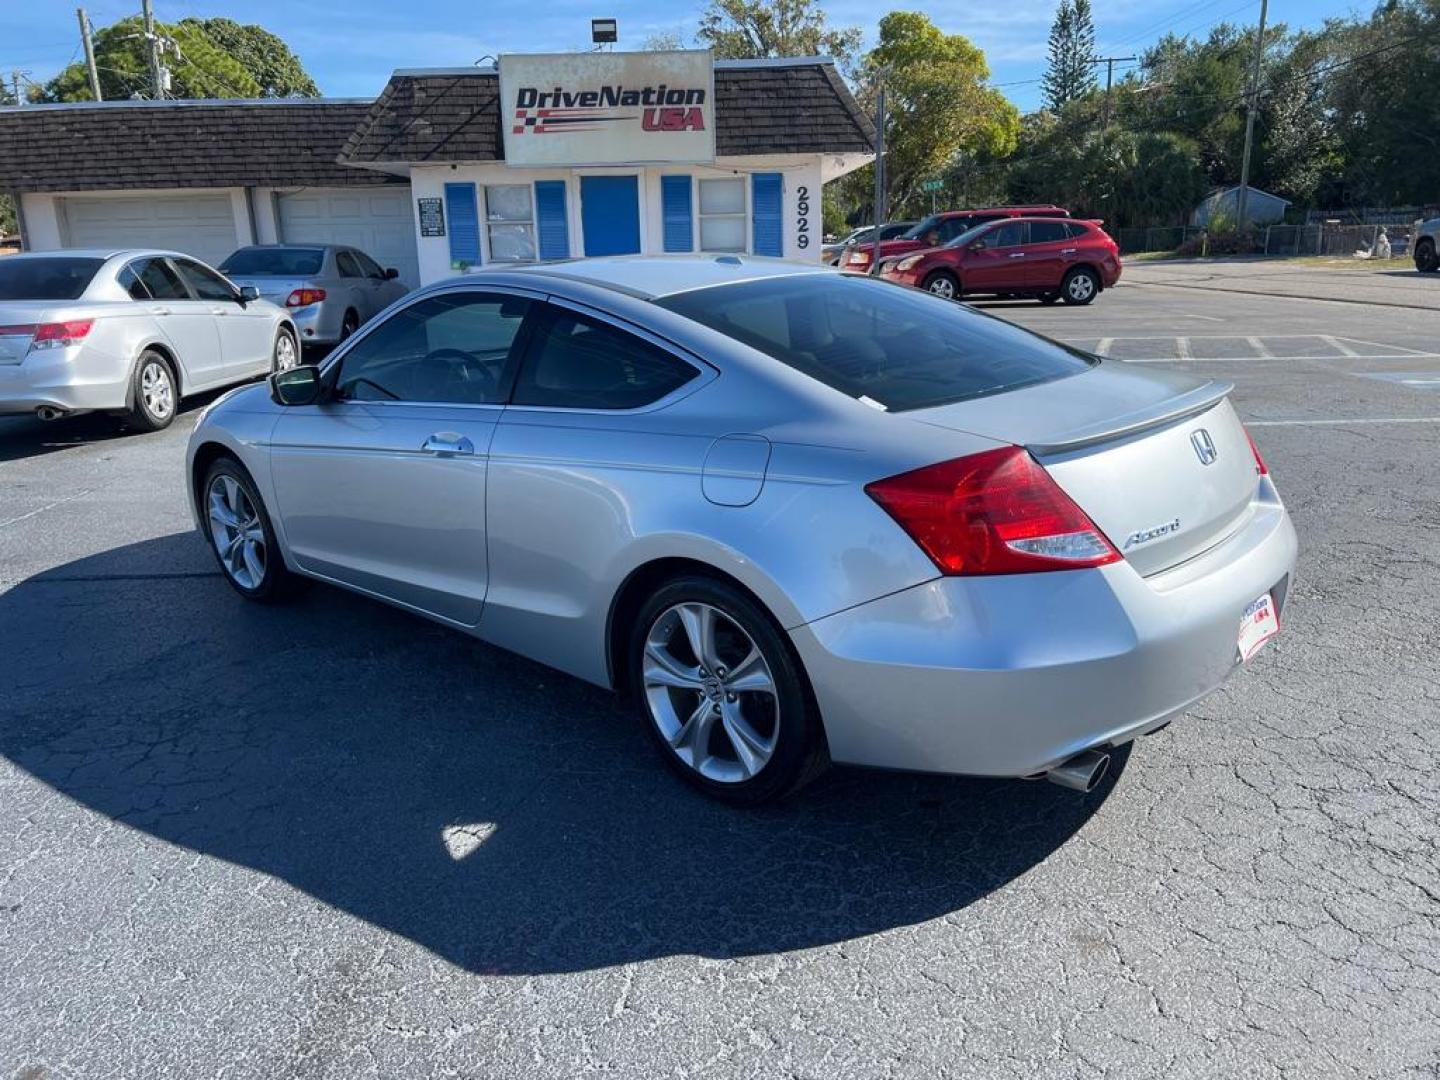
148, 306, 171, 316
422, 433, 475, 456
1061, 248, 1078, 255
1008, 252, 1026, 258
208, 306, 230, 316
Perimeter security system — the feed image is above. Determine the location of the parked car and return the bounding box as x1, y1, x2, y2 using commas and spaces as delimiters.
879, 217, 1122, 305
822, 222, 916, 265
188, 256, 1295, 805
219, 245, 408, 348
0, 249, 297, 431
844, 205, 1071, 271
1412, 217, 1439, 273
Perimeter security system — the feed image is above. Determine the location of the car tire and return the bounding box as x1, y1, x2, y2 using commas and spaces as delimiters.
201, 456, 301, 603
1415, 238, 1438, 274
630, 575, 828, 805
272, 328, 300, 373
1060, 266, 1100, 305
340, 310, 359, 340
922, 270, 961, 301
125, 349, 177, 432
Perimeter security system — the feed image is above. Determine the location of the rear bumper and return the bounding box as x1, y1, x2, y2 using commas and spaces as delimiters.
288, 302, 344, 345
791, 483, 1298, 778
0, 346, 128, 415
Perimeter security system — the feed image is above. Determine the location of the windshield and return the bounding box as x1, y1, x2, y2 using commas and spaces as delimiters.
656, 274, 1096, 412
0, 257, 105, 301
901, 216, 940, 240
220, 248, 324, 276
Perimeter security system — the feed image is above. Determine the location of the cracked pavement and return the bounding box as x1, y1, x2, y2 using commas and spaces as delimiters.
1, 279, 1437, 1078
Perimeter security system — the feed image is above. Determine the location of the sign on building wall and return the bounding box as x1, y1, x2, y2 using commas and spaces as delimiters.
499, 50, 716, 167
417, 197, 445, 237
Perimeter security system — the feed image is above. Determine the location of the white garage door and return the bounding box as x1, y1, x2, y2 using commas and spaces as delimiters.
277, 187, 420, 289
60, 194, 240, 268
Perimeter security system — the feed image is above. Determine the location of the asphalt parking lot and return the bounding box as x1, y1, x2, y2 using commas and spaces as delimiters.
2, 266, 1438, 1078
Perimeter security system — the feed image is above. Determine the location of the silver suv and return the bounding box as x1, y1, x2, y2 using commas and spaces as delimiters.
1413, 217, 1439, 273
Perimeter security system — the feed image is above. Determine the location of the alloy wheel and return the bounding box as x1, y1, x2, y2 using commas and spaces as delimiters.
140, 359, 174, 421
642, 602, 780, 783
274, 333, 299, 372
927, 275, 956, 300
207, 475, 267, 590
1067, 272, 1096, 301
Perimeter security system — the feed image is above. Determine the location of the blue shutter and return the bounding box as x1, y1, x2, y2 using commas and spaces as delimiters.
661, 175, 693, 253
444, 182, 481, 268
534, 180, 570, 260
751, 172, 783, 257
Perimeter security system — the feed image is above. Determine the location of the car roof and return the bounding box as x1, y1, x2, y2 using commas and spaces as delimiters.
499, 255, 833, 300
933, 206, 1067, 219
6, 248, 196, 261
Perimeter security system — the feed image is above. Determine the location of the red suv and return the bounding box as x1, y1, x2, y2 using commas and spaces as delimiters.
843, 205, 1069, 271
876, 217, 1122, 305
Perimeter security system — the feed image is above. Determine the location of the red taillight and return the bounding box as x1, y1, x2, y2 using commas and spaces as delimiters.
286, 288, 327, 307
30, 320, 94, 348
1244, 428, 1269, 475
865, 446, 1121, 575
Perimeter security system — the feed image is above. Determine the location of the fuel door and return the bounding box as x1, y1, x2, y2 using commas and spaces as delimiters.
701, 434, 772, 507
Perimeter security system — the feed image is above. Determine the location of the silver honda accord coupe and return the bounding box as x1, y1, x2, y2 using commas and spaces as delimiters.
186, 256, 1297, 804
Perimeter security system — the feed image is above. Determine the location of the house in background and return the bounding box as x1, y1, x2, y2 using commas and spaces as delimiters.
1191, 185, 1291, 229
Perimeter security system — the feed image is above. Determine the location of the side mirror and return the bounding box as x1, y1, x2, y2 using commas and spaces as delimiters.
238, 285, 261, 303
270, 364, 323, 407
384, 268, 400, 280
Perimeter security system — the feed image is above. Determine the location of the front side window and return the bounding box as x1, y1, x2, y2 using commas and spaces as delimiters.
977, 222, 1027, 250
485, 185, 536, 262
698, 178, 746, 253
657, 274, 1095, 413
132, 258, 189, 301
512, 308, 696, 410
0, 257, 104, 301
334, 292, 531, 404
174, 258, 236, 301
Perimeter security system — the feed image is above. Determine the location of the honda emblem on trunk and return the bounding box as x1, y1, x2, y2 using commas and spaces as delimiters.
1190, 429, 1218, 465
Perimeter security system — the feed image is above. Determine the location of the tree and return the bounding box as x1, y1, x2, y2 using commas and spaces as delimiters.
178, 18, 319, 97
1041, 0, 1097, 111
696, 0, 862, 70
40, 15, 318, 102
640, 30, 687, 51
853, 12, 1020, 217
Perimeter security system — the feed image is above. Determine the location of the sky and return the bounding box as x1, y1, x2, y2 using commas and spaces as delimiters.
2, 0, 1369, 112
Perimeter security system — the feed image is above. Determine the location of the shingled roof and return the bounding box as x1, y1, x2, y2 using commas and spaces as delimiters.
0, 99, 401, 194
339, 59, 875, 166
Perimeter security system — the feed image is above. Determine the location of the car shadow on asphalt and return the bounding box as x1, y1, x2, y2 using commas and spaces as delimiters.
0, 391, 228, 464
0, 532, 1127, 976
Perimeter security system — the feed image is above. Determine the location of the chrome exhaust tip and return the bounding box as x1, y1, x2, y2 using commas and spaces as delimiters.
35, 405, 67, 422
1045, 749, 1110, 793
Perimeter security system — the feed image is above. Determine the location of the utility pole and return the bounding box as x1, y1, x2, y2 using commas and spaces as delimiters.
1089, 55, 1136, 130
1236, 0, 1269, 233
77, 8, 102, 101
10, 71, 26, 106
869, 70, 888, 277
141, 0, 165, 99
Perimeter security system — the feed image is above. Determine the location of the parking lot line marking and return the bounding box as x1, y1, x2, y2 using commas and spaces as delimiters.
1337, 336, 1431, 356
1324, 336, 1360, 357
1121, 352, 1440, 364
1175, 337, 1192, 359
1247, 337, 1273, 358
1246, 417, 1440, 427
0, 489, 92, 530
1096, 337, 1113, 355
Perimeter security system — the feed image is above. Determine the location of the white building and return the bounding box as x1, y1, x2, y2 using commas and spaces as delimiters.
0, 52, 874, 288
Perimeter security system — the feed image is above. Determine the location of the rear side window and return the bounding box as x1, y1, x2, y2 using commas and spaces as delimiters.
354, 251, 385, 279
657, 274, 1095, 413
132, 258, 189, 300
117, 265, 151, 300
512, 308, 696, 410
0, 257, 104, 300
336, 251, 363, 278
1028, 220, 1071, 244
1065, 221, 1090, 239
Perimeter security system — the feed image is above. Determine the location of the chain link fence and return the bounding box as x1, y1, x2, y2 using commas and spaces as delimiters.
1115, 226, 1205, 254
1263, 222, 1415, 258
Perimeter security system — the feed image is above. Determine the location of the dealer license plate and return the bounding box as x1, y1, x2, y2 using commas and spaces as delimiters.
1238, 593, 1280, 662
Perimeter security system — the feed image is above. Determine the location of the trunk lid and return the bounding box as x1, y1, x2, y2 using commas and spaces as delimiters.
909, 364, 1261, 576
225, 275, 315, 307
0, 302, 67, 364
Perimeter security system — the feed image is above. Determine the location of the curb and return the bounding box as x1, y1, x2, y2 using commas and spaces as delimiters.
1127, 278, 1438, 312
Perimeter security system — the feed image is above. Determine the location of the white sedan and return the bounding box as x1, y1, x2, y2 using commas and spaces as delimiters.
0, 249, 298, 431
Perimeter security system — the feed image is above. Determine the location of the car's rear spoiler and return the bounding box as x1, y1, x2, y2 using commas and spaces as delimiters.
1026, 380, 1233, 456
